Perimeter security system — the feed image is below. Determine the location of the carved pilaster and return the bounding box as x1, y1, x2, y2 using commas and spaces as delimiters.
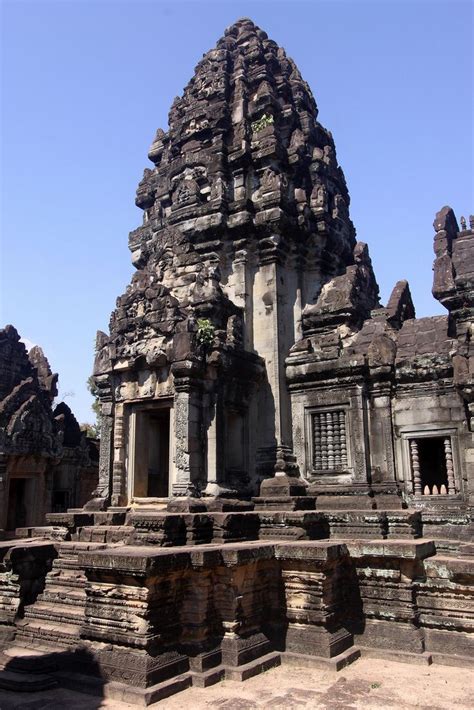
173, 390, 191, 496
111, 405, 126, 506
352, 393, 368, 483
171, 383, 203, 497
97, 404, 113, 501
370, 387, 396, 483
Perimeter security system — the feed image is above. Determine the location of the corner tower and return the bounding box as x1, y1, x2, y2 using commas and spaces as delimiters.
93, 18, 358, 506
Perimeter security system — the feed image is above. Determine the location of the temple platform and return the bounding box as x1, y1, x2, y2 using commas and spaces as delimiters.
0, 505, 472, 704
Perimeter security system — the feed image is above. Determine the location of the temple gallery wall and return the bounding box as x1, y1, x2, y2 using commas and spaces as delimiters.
0, 17, 472, 705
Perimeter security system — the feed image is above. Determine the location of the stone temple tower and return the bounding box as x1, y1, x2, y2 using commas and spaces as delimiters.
93, 17, 359, 507
2, 20, 472, 701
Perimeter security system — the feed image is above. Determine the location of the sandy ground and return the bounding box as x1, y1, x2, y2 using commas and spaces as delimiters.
0, 656, 472, 709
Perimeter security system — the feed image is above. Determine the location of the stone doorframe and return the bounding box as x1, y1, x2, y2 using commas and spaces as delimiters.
126, 399, 175, 503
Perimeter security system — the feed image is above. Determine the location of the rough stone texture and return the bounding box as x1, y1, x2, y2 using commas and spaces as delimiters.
0, 325, 99, 531
287, 205, 474, 528
0, 537, 472, 702
92, 16, 358, 506
0, 16, 473, 705
84, 17, 473, 529
0, 540, 57, 644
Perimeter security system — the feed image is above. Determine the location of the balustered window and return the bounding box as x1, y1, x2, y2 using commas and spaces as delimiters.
312, 410, 348, 472
409, 436, 456, 495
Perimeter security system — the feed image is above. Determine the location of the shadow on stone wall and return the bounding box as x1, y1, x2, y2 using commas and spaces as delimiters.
341, 556, 365, 638
2, 646, 105, 707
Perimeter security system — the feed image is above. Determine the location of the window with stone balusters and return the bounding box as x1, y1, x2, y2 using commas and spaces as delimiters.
311, 410, 348, 472
409, 435, 456, 496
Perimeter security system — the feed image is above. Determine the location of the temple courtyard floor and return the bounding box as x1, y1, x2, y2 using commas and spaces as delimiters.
0, 656, 471, 709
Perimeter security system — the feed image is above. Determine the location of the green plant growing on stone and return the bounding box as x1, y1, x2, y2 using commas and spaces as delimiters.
251, 113, 274, 133
196, 318, 215, 347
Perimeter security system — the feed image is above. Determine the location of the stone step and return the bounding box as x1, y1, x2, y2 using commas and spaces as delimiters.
16, 618, 81, 648
24, 601, 84, 623
52, 558, 85, 569
57, 669, 193, 706
358, 646, 432, 666
282, 646, 361, 671
190, 665, 225, 687
0, 668, 57, 691
39, 586, 86, 602
224, 651, 281, 681
45, 575, 87, 590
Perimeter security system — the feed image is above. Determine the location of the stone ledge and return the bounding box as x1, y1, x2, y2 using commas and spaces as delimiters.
358, 646, 433, 666
57, 669, 193, 707
281, 647, 361, 671
274, 540, 348, 561
345, 539, 436, 559
224, 651, 281, 681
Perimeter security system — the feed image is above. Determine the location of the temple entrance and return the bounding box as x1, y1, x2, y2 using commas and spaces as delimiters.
6, 478, 29, 530
130, 406, 171, 498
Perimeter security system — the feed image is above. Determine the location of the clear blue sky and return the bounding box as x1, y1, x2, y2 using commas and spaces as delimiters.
1, 0, 473, 423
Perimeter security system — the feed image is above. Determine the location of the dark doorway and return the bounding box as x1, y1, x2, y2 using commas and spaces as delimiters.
147, 410, 170, 497
52, 490, 69, 513
132, 406, 171, 498
417, 437, 448, 494
7, 478, 28, 530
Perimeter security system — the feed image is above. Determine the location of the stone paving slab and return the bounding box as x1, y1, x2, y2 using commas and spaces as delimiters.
0, 656, 471, 709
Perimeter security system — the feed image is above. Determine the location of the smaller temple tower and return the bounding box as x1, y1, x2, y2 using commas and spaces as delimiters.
0, 325, 98, 532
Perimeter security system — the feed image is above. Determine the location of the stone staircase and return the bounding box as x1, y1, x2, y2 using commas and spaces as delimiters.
14, 541, 107, 651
